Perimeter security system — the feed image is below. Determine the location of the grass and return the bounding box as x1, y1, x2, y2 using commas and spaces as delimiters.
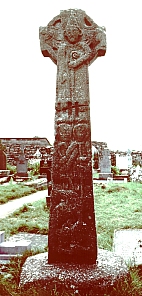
0, 249, 48, 296
0, 183, 38, 204
94, 182, 142, 250
0, 199, 49, 239
93, 172, 99, 179
0, 182, 142, 295
104, 266, 142, 296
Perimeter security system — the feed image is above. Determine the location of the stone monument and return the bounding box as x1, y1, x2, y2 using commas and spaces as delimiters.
0, 147, 10, 178
39, 8, 107, 265
0, 149, 7, 170
20, 9, 128, 294
99, 148, 113, 180
16, 146, 28, 177
40, 146, 53, 198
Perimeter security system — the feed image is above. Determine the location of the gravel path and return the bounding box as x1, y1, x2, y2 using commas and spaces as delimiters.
0, 190, 47, 219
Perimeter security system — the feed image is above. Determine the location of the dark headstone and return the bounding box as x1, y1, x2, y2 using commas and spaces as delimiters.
40, 158, 48, 175
40, 156, 52, 181
39, 9, 106, 265
0, 150, 6, 170
16, 147, 28, 177
40, 147, 53, 197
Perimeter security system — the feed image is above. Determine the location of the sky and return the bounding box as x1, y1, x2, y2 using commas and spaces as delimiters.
0, 1, 142, 151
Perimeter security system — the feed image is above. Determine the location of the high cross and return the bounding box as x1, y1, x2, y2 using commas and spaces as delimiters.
39, 9, 106, 264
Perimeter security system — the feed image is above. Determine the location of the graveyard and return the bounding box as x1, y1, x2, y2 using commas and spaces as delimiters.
0, 182, 142, 295
0, 145, 142, 295
0, 135, 142, 296
0, 7, 142, 296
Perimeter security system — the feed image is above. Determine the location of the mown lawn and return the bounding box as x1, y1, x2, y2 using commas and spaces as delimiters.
0, 182, 142, 295
1, 182, 142, 250
0, 199, 48, 239
0, 183, 38, 204
94, 182, 142, 250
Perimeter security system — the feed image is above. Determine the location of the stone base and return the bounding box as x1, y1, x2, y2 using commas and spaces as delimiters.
16, 173, 28, 177
99, 173, 113, 180
20, 249, 129, 295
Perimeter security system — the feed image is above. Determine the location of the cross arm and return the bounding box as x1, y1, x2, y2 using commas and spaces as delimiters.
39, 26, 57, 64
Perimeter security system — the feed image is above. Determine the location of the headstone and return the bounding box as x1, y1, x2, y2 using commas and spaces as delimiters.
16, 146, 28, 177
0, 150, 7, 170
40, 147, 53, 197
40, 153, 52, 181
127, 149, 132, 168
116, 150, 132, 171
99, 148, 113, 180
92, 146, 99, 170
0, 231, 5, 243
34, 148, 42, 158
113, 229, 142, 266
40, 158, 48, 175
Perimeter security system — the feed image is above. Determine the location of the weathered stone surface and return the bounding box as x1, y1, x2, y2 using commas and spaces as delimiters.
99, 148, 111, 174
16, 146, 28, 177
0, 240, 31, 255
99, 148, 113, 180
113, 229, 142, 266
20, 249, 128, 295
39, 9, 106, 265
7, 232, 48, 252
0, 138, 51, 166
0, 231, 5, 243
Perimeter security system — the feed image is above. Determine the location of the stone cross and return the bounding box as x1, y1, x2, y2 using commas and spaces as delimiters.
39, 9, 106, 265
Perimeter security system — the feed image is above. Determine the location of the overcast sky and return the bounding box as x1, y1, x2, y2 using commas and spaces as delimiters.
0, 1, 142, 151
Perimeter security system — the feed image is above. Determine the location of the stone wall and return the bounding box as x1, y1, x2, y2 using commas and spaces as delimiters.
92, 141, 107, 155
3, 137, 141, 168
0, 138, 51, 166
